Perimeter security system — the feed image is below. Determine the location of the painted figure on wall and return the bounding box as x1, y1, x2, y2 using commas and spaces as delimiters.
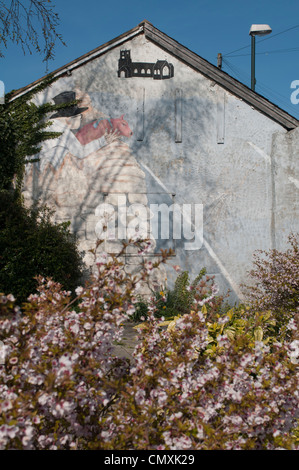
38, 90, 133, 167
76, 115, 133, 145
52, 90, 133, 148
50, 91, 89, 118
52, 90, 133, 146
22, 87, 168, 293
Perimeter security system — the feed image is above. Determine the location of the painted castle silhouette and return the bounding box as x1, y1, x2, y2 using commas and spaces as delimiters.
117, 50, 174, 79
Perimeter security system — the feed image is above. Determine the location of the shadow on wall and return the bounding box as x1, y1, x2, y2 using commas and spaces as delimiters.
24, 84, 213, 241
23, 83, 243, 298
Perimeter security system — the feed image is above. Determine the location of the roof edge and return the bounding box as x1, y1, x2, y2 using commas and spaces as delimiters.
10, 22, 144, 100
142, 21, 299, 130
10, 20, 299, 130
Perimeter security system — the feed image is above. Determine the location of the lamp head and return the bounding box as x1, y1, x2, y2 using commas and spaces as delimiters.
249, 24, 272, 36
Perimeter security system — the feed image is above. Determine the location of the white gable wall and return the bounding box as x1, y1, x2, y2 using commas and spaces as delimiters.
23, 33, 298, 301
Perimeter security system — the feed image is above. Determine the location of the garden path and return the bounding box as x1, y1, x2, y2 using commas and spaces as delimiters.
112, 321, 139, 360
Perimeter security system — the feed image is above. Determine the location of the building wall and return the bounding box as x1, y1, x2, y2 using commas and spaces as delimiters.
22, 34, 298, 301
271, 126, 299, 251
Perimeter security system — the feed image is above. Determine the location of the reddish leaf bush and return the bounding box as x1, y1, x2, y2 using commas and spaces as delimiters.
246, 233, 299, 313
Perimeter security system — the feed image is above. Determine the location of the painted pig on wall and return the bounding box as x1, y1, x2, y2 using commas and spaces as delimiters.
75, 115, 133, 145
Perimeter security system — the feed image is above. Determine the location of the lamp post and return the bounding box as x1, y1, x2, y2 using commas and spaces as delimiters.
249, 24, 272, 91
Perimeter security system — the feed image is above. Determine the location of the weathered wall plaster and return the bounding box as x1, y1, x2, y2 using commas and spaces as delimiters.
22, 34, 299, 302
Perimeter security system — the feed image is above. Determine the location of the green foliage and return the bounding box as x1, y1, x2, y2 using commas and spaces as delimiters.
168, 269, 207, 314
0, 76, 64, 196
130, 296, 149, 323
0, 77, 85, 304
204, 304, 279, 357
0, 192, 84, 303
132, 268, 211, 322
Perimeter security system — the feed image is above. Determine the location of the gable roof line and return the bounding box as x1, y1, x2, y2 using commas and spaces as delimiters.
11, 23, 144, 100
141, 20, 299, 131
11, 19, 299, 130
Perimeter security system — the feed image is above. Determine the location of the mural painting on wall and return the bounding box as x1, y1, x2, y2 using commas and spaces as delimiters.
23, 86, 168, 291
50, 90, 133, 151
117, 50, 174, 79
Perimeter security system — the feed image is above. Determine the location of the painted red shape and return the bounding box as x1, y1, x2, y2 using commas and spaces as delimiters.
75, 114, 133, 145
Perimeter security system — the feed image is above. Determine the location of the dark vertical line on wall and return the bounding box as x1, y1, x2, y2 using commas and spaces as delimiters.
270, 135, 277, 251
216, 91, 225, 144
32, 161, 39, 202
175, 88, 182, 143
136, 87, 145, 141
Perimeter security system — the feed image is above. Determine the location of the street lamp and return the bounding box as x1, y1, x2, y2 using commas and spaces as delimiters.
249, 24, 272, 91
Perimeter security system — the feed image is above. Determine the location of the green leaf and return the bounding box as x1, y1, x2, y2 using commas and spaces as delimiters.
225, 327, 236, 341
254, 326, 263, 342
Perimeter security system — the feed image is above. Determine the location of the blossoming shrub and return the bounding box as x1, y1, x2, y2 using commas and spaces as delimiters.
0, 282, 128, 448
0, 240, 298, 450
0, 239, 158, 450
98, 306, 299, 450
245, 233, 299, 314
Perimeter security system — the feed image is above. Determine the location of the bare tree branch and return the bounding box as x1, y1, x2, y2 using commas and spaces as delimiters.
0, 0, 65, 63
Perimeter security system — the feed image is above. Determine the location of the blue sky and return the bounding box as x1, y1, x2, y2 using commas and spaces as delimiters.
1, 0, 299, 118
